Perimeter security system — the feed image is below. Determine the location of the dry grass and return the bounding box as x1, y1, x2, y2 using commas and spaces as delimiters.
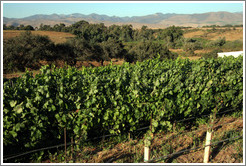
183, 27, 243, 41
207, 29, 243, 41
183, 30, 206, 38
3, 30, 75, 44
170, 49, 202, 60
47, 116, 242, 163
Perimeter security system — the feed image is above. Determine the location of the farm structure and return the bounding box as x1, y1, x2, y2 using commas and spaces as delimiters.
217, 51, 243, 58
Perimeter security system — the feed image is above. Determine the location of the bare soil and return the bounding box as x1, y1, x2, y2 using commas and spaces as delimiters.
183, 27, 243, 41
3, 30, 75, 44
44, 116, 243, 163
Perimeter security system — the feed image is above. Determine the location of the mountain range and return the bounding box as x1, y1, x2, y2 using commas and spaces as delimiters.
3, 11, 243, 29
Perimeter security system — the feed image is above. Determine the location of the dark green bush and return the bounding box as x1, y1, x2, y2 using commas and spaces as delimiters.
3, 31, 56, 73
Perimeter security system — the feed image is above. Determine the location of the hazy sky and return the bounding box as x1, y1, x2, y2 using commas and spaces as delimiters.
2, 1, 244, 18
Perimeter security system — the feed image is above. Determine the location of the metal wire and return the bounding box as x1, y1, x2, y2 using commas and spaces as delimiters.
176, 108, 237, 123
147, 135, 243, 163
3, 142, 72, 161
3, 107, 241, 161
154, 117, 242, 146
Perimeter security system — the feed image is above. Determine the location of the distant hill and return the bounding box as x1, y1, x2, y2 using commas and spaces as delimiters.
3, 11, 243, 28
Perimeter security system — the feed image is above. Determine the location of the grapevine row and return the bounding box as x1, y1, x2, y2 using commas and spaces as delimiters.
3, 56, 243, 158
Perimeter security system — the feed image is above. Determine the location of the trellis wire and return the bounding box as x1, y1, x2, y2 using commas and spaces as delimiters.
3, 107, 241, 161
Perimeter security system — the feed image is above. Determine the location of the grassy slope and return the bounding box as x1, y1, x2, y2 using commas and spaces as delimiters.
3, 29, 243, 163
45, 115, 243, 163
171, 27, 243, 59
3, 30, 75, 44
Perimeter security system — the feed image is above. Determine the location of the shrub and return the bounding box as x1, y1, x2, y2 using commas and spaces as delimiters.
127, 40, 177, 62
207, 37, 226, 48
182, 38, 203, 52
222, 40, 243, 51
3, 31, 56, 73
202, 49, 222, 59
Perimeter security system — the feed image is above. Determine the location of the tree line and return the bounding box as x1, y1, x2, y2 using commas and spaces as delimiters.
202, 24, 243, 28
4, 21, 183, 73
3, 24, 35, 30
5, 20, 241, 74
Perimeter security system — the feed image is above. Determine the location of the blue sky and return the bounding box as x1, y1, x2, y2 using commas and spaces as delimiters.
2, 2, 244, 18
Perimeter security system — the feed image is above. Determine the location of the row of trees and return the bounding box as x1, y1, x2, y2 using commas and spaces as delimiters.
38, 21, 184, 45
3, 24, 35, 30
3, 29, 178, 73
5, 20, 239, 73
202, 24, 243, 28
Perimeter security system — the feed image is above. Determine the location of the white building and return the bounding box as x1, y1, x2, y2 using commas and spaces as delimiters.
217, 51, 243, 58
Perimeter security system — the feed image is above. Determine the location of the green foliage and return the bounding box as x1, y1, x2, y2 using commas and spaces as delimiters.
3, 56, 243, 161
66, 38, 94, 61
222, 40, 243, 51
202, 49, 222, 59
127, 40, 177, 62
67, 37, 126, 65
3, 31, 56, 73
54, 43, 77, 66
159, 26, 184, 48
207, 37, 226, 48
3, 24, 35, 30
97, 38, 127, 65
182, 38, 203, 52
133, 26, 155, 41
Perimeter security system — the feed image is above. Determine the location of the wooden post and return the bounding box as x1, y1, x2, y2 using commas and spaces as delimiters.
64, 127, 67, 163
144, 145, 150, 162
203, 130, 212, 163
203, 113, 215, 163
144, 115, 153, 162
71, 136, 74, 162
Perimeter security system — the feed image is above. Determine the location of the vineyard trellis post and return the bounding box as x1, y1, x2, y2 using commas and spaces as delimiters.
144, 112, 153, 162
71, 136, 74, 162
203, 108, 217, 163
64, 127, 67, 163
203, 129, 212, 163
144, 145, 150, 162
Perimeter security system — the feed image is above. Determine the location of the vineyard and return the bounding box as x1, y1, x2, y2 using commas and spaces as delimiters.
3, 56, 243, 162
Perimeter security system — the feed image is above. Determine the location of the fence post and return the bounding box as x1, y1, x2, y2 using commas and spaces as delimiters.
64, 127, 67, 163
203, 111, 216, 163
71, 136, 74, 162
144, 114, 153, 162
144, 144, 150, 162
203, 130, 212, 163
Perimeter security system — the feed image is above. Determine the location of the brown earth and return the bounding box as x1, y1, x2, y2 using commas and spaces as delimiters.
3, 30, 75, 44
3, 27, 243, 78
44, 116, 243, 163
183, 27, 243, 41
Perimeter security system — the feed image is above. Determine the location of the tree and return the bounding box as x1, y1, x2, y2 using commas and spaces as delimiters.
128, 40, 177, 62
55, 43, 77, 66
3, 31, 55, 73
3, 24, 7, 30
161, 26, 184, 48
66, 38, 95, 62
39, 24, 52, 31
18, 24, 25, 30
133, 25, 154, 41
119, 25, 134, 42
23, 25, 34, 30
108, 24, 121, 40
68, 37, 126, 66
97, 38, 126, 66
